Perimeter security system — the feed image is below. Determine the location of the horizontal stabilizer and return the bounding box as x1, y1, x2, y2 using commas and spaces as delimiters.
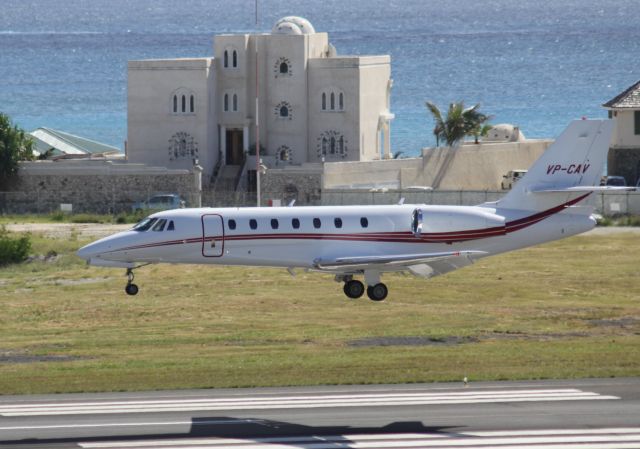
529, 185, 636, 193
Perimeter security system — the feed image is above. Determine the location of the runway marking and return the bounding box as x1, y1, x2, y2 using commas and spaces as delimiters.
0, 389, 618, 416
0, 419, 264, 431
79, 428, 640, 449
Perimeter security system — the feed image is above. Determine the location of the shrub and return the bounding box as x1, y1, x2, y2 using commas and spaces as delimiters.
0, 226, 31, 265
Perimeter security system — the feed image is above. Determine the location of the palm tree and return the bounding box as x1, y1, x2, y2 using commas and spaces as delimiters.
425, 101, 491, 147
0, 113, 34, 186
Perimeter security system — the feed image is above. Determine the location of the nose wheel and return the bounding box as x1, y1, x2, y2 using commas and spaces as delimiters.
125, 268, 139, 296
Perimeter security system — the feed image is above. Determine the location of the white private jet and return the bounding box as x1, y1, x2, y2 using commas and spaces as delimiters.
77, 119, 628, 301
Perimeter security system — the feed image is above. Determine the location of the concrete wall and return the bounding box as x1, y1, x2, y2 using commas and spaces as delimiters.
1, 161, 199, 214
610, 110, 640, 148
322, 139, 552, 190
127, 58, 217, 180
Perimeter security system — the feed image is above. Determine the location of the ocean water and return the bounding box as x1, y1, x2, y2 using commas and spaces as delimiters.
1, 0, 640, 155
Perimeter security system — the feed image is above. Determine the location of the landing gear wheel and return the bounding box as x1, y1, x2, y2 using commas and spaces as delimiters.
343, 280, 365, 299
125, 268, 138, 296
367, 283, 388, 301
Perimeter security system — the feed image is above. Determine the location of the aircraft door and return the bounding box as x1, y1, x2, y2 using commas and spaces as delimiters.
411, 208, 423, 237
202, 214, 224, 257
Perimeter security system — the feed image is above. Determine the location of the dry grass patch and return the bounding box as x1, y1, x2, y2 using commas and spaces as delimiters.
0, 230, 639, 394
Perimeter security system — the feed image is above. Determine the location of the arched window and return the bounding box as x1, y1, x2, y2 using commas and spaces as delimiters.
330, 92, 335, 110
232, 50, 237, 68
280, 105, 288, 117
168, 131, 198, 160
233, 94, 238, 111
322, 92, 326, 110
276, 145, 292, 163
339, 92, 344, 110
224, 50, 228, 68
317, 131, 348, 159
171, 88, 195, 115
279, 62, 288, 74
224, 93, 229, 112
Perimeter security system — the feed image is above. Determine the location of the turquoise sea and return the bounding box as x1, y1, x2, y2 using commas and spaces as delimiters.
1, 0, 640, 155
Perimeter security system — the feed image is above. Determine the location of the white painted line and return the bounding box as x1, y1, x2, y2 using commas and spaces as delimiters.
0, 389, 593, 409
80, 433, 446, 448
0, 389, 619, 416
462, 428, 640, 437
0, 419, 262, 431
77, 431, 640, 449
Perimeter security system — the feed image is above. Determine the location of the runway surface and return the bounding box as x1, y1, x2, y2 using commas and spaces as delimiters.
1, 378, 639, 448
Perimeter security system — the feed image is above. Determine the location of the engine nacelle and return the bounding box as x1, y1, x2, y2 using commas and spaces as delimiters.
412, 206, 505, 242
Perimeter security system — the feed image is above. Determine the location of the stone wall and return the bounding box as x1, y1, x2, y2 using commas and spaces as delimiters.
322, 139, 552, 190
0, 160, 200, 214
260, 165, 323, 205
607, 147, 640, 186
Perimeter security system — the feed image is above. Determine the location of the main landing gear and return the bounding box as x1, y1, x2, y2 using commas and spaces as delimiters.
338, 274, 388, 301
125, 268, 139, 296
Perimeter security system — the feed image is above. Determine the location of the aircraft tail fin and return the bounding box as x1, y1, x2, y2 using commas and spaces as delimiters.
497, 119, 614, 212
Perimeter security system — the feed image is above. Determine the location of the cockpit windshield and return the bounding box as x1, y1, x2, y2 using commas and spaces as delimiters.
132, 217, 158, 232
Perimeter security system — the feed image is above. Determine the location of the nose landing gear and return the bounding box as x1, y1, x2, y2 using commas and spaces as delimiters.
125, 268, 139, 296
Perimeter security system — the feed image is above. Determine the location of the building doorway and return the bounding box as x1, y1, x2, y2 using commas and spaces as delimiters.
225, 129, 244, 165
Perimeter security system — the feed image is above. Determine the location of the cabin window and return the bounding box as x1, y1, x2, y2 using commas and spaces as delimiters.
133, 217, 157, 232
271, 218, 279, 229
313, 218, 321, 229
152, 218, 167, 232
167, 220, 175, 231
334, 217, 342, 228
292, 218, 300, 229
249, 219, 258, 230
360, 217, 368, 228
228, 219, 236, 230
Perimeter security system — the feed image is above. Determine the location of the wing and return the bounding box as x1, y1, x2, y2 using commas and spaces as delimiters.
313, 250, 486, 279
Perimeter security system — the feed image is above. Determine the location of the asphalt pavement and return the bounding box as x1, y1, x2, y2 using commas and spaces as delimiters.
1, 377, 639, 448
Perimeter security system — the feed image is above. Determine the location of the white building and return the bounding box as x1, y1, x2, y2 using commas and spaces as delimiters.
603, 79, 640, 185
127, 16, 393, 188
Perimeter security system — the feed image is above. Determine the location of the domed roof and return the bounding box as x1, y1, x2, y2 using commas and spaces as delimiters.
484, 124, 526, 142
272, 16, 316, 35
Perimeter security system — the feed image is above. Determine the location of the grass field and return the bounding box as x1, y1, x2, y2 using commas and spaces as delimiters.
0, 228, 639, 395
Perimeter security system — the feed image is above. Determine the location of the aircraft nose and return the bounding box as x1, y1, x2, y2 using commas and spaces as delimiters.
76, 241, 101, 261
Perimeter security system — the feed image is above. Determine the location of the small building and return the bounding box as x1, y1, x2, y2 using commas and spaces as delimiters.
603, 79, 640, 185
29, 127, 122, 160
126, 16, 394, 189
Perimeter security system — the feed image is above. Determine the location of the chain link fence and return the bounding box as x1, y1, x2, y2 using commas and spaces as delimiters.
1, 189, 639, 216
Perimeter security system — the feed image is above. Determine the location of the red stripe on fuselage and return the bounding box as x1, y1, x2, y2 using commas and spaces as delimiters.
110, 193, 592, 253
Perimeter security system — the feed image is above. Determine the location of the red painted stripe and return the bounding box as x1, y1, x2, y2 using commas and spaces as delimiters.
109, 193, 593, 253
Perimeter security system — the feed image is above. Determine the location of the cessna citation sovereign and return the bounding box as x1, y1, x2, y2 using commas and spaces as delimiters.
78, 119, 628, 301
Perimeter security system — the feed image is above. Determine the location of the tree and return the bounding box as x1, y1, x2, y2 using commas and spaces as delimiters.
425, 101, 491, 147
0, 113, 34, 186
